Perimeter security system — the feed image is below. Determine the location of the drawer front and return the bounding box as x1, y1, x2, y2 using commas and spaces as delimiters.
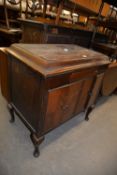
44, 76, 94, 132
70, 69, 96, 83
46, 69, 97, 90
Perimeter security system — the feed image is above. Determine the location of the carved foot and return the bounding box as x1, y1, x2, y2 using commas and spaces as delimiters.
85, 106, 94, 121
30, 133, 44, 158
8, 104, 15, 123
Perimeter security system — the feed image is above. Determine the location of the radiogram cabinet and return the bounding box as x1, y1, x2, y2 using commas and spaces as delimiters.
5, 44, 109, 157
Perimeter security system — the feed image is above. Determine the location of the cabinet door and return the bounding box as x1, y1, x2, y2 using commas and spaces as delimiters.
86, 73, 104, 108
44, 77, 94, 132
74, 77, 94, 115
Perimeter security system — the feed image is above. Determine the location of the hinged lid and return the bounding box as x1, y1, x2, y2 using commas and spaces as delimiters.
7, 44, 110, 77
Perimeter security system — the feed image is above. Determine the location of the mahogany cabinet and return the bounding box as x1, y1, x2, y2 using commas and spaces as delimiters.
4, 44, 109, 157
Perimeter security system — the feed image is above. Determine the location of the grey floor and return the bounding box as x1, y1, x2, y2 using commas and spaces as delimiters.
0, 92, 117, 175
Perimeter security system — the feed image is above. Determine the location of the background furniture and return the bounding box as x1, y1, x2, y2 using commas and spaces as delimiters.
19, 18, 108, 48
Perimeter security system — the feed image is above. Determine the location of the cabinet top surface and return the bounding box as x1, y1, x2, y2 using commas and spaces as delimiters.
7, 44, 110, 77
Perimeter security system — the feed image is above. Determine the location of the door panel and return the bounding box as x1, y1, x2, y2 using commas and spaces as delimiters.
74, 77, 94, 114
44, 77, 94, 132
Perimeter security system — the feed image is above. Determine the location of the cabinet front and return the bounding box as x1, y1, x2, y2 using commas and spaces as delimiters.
44, 76, 94, 132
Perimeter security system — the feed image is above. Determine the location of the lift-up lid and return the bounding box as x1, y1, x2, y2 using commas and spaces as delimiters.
7, 44, 110, 77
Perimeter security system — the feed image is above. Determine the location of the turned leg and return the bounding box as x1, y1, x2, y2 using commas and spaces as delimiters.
85, 106, 94, 121
30, 133, 44, 158
7, 104, 15, 123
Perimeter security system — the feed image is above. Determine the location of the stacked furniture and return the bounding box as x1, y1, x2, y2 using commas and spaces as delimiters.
91, 0, 117, 96
0, 0, 22, 46
19, 18, 108, 48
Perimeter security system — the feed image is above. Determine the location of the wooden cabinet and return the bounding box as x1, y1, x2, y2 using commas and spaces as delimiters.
4, 44, 109, 157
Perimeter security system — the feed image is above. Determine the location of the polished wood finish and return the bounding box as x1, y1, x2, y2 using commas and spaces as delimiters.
5, 44, 109, 157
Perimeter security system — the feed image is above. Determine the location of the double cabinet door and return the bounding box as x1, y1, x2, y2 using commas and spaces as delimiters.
44, 76, 94, 132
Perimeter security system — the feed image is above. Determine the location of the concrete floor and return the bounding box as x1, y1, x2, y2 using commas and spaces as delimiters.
0, 92, 117, 175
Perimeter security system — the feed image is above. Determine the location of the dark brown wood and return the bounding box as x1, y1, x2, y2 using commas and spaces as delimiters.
4, 0, 10, 29
30, 133, 44, 157
8, 103, 15, 123
55, 0, 64, 25
4, 44, 109, 157
7, 44, 109, 77
19, 19, 108, 48
93, 42, 117, 57
85, 73, 105, 120
0, 28, 22, 47
0, 48, 11, 102
102, 62, 117, 96
43, 0, 47, 18
90, 1, 104, 48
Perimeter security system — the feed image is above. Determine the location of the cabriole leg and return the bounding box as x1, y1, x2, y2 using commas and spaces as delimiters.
8, 104, 15, 123
85, 106, 94, 121
30, 133, 44, 158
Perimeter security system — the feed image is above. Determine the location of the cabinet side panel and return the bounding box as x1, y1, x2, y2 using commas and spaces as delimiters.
0, 50, 10, 102
10, 57, 42, 131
